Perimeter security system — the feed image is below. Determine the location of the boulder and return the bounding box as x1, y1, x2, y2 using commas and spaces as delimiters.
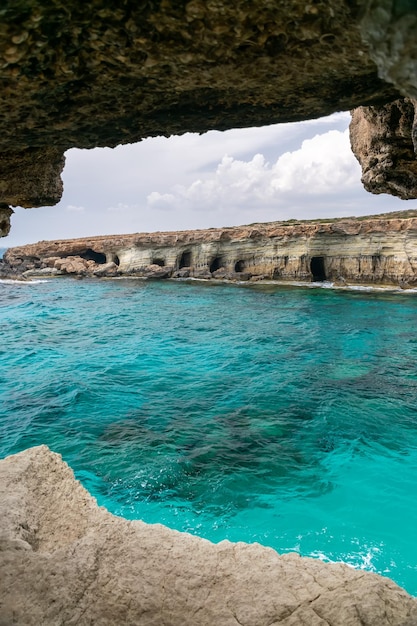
212, 267, 228, 279
193, 268, 213, 279
173, 268, 191, 278
143, 264, 173, 279
54, 256, 89, 274
93, 261, 119, 277
41, 256, 62, 268
234, 272, 252, 281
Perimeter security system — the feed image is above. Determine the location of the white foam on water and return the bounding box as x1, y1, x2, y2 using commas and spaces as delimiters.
0, 278, 49, 285
309, 545, 383, 574
254, 279, 417, 294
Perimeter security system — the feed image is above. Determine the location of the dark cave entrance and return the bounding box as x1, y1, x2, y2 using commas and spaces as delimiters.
179, 251, 192, 268
114, 255, 120, 266
80, 248, 107, 264
152, 258, 165, 267
234, 260, 245, 272
310, 256, 326, 281
209, 257, 222, 273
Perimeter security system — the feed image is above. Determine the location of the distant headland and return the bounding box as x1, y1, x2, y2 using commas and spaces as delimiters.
3, 211, 417, 287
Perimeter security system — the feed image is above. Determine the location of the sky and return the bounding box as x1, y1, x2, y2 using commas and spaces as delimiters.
3, 111, 416, 247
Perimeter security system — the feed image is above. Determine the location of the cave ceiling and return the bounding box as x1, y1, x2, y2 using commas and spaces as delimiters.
0, 0, 416, 236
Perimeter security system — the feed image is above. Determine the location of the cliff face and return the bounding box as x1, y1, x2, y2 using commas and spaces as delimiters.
0, 445, 416, 625
0, 1, 417, 238
5, 215, 417, 286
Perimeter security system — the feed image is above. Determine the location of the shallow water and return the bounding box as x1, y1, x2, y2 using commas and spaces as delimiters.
1, 277, 417, 594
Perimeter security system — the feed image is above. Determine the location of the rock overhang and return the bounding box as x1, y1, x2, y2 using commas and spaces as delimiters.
0, 0, 416, 237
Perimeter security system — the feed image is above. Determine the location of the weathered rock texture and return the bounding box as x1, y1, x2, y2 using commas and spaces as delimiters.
1, 0, 417, 238
0, 0, 398, 155
5, 213, 417, 286
360, 0, 417, 99
350, 98, 417, 199
0, 204, 13, 237
0, 445, 416, 626
0, 147, 65, 207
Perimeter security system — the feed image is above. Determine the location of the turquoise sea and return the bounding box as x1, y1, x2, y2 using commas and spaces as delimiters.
1, 277, 417, 594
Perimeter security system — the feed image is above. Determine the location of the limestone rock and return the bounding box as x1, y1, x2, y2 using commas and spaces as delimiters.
54, 255, 91, 275
23, 266, 61, 276
1, 0, 416, 217
350, 99, 417, 199
360, 0, 417, 98
173, 268, 191, 278
0, 204, 12, 238
143, 263, 173, 279
5, 212, 417, 286
0, 147, 65, 207
235, 272, 252, 282
41, 255, 61, 268
193, 268, 213, 279
212, 267, 228, 279
0, 445, 416, 626
92, 261, 119, 277
0, 1, 396, 161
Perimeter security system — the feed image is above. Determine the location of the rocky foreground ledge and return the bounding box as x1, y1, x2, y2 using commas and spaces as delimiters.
4, 212, 417, 286
0, 446, 416, 625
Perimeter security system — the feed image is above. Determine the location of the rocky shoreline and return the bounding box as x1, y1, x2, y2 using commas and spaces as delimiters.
1, 445, 416, 625
3, 213, 417, 287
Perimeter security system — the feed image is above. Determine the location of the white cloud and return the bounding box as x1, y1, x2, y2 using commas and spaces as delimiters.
146, 129, 360, 213
270, 129, 359, 194
147, 192, 176, 211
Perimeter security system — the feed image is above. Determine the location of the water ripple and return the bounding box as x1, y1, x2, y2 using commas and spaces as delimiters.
1, 278, 417, 594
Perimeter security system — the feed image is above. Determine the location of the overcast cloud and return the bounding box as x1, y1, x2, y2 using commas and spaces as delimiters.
3, 112, 415, 247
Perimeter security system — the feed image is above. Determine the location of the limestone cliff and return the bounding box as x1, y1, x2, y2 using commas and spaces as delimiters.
4, 213, 417, 286
0, 445, 416, 625
1, 1, 417, 237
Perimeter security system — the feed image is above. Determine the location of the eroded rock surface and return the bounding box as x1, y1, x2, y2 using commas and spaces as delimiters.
0, 204, 13, 237
360, 0, 417, 99
350, 98, 417, 199
5, 212, 417, 286
0, 147, 65, 208
0, 1, 397, 157
2, 0, 417, 225
0, 445, 416, 626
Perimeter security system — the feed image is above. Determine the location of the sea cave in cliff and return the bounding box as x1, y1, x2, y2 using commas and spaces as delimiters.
310, 256, 327, 281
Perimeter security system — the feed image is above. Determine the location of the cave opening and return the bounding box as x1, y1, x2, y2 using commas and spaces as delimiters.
114, 255, 120, 266
152, 258, 165, 267
209, 257, 222, 273
372, 254, 380, 273
80, 248, 106, 264
234, 260, 245, 272
310, 256, 326, 281
179, 251, 192, 268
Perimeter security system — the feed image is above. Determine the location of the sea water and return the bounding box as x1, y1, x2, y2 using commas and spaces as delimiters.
1, 277, 417, 595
